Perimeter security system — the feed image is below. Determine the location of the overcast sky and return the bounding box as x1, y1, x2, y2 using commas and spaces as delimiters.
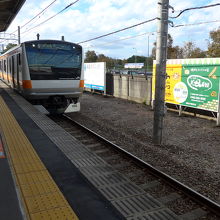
1, 0, 220, 59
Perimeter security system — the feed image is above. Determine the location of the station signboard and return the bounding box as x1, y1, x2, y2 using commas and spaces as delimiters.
152, 58, 220, 112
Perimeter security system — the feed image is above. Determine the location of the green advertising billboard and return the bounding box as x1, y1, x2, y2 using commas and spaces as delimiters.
152, 58, 220, 113
181, 65, 220, 112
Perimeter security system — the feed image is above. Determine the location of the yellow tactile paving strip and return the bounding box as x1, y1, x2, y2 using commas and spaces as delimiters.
0, 96, 78, 220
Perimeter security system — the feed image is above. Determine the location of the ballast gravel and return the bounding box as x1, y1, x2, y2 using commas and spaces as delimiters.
69, 92, 220, 204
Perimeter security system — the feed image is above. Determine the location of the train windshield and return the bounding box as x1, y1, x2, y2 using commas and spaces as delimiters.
25, 42, 82, 80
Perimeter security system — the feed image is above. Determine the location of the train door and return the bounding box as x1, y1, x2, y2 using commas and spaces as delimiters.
3, 60, 6, 80
0, 60, 2, 79
11, 56, 15, 88
15, 54, 21, 90
6, 58, 10, 83
13, 55, 18, 89
17, 54, 21, 90
9, 57, 12, 85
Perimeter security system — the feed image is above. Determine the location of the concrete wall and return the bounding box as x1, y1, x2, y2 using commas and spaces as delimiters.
85, 74, 152, 105
113, 74, 152, 105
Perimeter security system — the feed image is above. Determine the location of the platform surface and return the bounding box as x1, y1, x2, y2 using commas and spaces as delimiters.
0, 81, 178, 220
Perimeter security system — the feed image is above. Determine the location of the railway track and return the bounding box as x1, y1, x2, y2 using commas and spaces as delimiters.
50, 114, 220, 220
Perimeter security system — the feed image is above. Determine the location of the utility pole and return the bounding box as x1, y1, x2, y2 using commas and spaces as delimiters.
18, 26, 20, 44
153, 0, 169, 145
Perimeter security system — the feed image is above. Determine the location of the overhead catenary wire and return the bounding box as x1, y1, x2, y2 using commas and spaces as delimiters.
78, 3, 220, 45
173, 19, 220, 28
0, 38, 17, 40
77, 18, 158, 44
170, 3, 220, 19
10, 0, 58, 34
1, 2, 220, 47
83, 19, 220, 57
0, 0, 58, 44
65, 19, 220, 63
85, 19, 220, 49
21, 0, 80, 35
84, 31, 156, 49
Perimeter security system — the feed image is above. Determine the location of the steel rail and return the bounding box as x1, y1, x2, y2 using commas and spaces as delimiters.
63, 114, 220, 217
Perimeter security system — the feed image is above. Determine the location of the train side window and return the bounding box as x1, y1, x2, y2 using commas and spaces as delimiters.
0, 61, 1, 78
18, 53, 21, 65
9, 58, 12, 73
16, 54, 20, 78
4, 60, 6, 72
6, 58, 9, 82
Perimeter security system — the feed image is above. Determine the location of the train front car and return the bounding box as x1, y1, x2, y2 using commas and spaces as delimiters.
23, 40, 84, 114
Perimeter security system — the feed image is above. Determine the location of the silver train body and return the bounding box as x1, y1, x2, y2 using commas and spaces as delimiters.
0, 40, 84, 114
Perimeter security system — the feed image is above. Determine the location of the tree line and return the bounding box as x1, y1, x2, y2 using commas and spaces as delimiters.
84, 50, 153, 71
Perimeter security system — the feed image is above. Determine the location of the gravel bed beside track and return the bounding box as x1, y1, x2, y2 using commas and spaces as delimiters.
68, 92, 220, 204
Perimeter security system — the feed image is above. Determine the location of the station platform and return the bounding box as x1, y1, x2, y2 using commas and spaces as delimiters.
0, 81, 178, 220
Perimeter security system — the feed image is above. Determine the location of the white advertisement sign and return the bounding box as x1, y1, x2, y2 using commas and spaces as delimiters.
84, 62, 106, 91
124, 63, 144, 69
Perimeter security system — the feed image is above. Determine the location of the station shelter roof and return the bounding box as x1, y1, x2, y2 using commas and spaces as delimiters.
0, 0, 25, 32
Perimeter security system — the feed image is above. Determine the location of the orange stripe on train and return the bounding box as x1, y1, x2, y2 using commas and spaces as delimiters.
22, 80, 32, 89
79, 80, 84, 88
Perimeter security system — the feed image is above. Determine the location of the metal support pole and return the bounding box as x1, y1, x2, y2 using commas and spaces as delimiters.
217, 112, 220, 126
147, 35, 149, 73
153, 0, 169, 145
216, 79, 220, 126
18, 26, 20, 44
179, 105, 182, 116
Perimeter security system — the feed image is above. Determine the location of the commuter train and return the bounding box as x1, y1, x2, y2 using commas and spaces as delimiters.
0, 39, 84, 114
